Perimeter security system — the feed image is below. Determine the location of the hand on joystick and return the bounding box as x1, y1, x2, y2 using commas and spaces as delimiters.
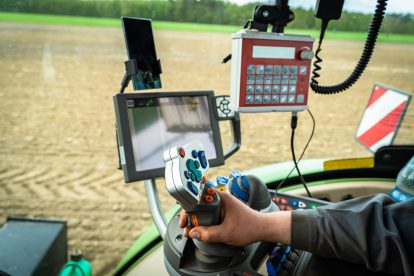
179, 190, 292, 247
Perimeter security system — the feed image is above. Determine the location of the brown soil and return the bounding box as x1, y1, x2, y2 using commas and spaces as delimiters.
0, 23, 413, 275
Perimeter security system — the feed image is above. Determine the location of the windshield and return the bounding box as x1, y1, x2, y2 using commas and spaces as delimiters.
0, 0, 412, 274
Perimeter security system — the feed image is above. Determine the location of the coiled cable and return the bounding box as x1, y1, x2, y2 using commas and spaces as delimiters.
311, 0, 388, 94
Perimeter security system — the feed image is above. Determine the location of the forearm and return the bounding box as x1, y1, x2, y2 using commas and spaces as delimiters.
258, 211, 292, 245
290, 194, 413, 274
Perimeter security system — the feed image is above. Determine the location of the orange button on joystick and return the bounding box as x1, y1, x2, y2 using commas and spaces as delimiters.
191, 215, 199, 227
205, 195, 214, 203
207, 187, 215, 195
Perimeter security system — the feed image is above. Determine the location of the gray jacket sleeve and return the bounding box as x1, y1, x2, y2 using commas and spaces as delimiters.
291, 194, 414, 275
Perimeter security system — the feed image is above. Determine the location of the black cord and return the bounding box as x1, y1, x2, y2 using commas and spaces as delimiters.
291, 125, 312, 197
310, 0, 388, 94
276, 110, 315, 197
310, 20, 328, 86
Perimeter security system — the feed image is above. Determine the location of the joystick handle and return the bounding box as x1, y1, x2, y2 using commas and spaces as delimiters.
186, 185, 221, 227
164, 140, 210, 211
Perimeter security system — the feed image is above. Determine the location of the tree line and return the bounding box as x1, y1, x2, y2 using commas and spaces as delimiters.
1, 0, 413, 34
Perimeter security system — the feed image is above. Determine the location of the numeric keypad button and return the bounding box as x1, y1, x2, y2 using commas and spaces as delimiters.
247, 75, 255, 84
274, 65, 282, 74
254, 95, 263, 104
264, 75, 273, 84
265, 65, 273, 74
246, 95, 254, 104
271, 95, 279, 103
247, 65, 256, 74
272, 85, 280, 93
255, 75, 264, 84
299, 66, 307, 75
246, 85, 254, 94
282, 75, 289, 84
255, 85, 263, 94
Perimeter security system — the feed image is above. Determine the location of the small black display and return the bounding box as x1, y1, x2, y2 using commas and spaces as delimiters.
121, 17, 161, 90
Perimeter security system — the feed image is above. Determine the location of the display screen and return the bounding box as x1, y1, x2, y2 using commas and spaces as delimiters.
126, 96, 217, 172
122, 17, 161, 90
252, 46, 295, 59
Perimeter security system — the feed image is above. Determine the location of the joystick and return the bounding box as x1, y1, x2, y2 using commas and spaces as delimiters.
228, 171, 278, 212
163, 141, 281, 275
164, 140, 234, 257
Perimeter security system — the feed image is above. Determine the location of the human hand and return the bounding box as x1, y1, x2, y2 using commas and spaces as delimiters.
178, 190, 292, 246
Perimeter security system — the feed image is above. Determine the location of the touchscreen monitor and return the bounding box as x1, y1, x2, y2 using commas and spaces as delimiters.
114, 91, 224, 182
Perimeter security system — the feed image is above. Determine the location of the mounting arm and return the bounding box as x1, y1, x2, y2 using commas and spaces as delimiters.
250, 0, 295, 33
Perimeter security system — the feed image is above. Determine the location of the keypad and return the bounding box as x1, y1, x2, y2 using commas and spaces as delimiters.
245, 64, 307, 105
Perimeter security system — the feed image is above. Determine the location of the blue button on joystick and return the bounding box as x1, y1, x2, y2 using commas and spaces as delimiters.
191, 150, 198, 159
231, 180, 249, 202
241, 175, 250, 190
206, 181, 216, 188
184, 171, 190, 180
216, 176, 229, 185
187, 181, 199, 196
198, 151, 208, 169
231, 170, 242, 179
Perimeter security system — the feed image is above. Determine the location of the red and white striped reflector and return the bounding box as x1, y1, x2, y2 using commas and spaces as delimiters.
356, 84, 411, 152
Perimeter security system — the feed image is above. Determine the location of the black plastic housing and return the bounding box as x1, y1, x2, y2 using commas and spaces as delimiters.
315, 0, 345, 21
0, 217, 67, 276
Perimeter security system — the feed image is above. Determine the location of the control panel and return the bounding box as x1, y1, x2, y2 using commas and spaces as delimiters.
215, 95, 235, 120
230, 30, 314, 113
271, 192, 329, 211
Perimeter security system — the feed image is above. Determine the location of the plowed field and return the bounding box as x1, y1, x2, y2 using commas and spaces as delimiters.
0, 23, 413, 274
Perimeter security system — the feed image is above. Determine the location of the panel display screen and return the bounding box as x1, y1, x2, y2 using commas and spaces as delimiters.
252, 46, 295, 59
127, 96, 216, 171
114, 92, 224, 183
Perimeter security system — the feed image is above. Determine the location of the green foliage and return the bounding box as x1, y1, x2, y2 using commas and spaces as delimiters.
1, 12, 414, 44
0, 0, 413, 35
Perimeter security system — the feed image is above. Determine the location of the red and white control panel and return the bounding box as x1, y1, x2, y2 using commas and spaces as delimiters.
230, 30, 314, 113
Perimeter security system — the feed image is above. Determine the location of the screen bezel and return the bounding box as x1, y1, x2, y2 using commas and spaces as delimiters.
114, 91, 224, 183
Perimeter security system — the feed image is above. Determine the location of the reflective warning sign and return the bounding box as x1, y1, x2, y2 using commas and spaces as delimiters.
356, 84, 411, 152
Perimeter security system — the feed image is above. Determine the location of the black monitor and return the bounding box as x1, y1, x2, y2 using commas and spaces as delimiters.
114, 91, 225, 183
121, 17, 162, 90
